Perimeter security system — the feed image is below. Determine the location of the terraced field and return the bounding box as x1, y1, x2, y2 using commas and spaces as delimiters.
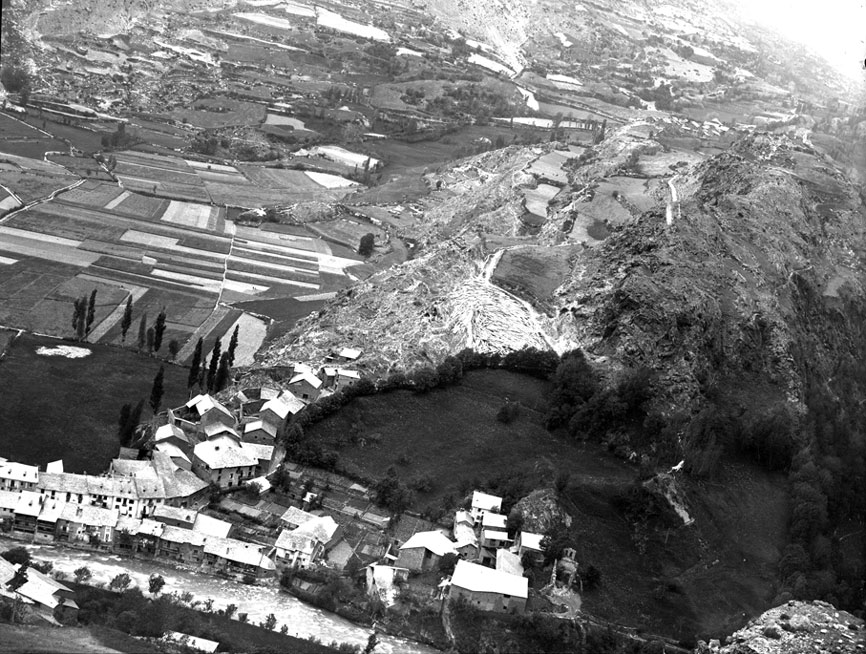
0, 170, 365, 359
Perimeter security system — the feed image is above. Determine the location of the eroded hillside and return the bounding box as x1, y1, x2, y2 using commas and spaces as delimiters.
260, 126, 866, 419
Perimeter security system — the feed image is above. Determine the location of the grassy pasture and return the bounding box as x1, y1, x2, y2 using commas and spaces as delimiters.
0, 332, 191, 473
491, 245, 577, 306
0, 113, 68, 158
307, 370, 636, 507
0, 167, 76, 203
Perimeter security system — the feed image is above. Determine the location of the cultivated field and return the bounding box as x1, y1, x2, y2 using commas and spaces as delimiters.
0, 113, 67, 159
491, 245, 577, 305
0, 163, 365, 357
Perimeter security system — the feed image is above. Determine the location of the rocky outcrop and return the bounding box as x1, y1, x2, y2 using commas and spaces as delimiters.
697, 600, 866, 654
512, 488, 572, 533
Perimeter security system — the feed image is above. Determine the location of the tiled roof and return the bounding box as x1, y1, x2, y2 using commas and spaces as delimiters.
153, 505, 197, 524
243, 419, 277, 437
159, 524, 206, 546
400, 530, 457, 557
451, 560, 528, 599
60, 503, 119, 527
240, 442, 274, 462
471, 491, 503, 513
0, 461, 38, 483
14, 491, 43, 517
192, 513, 232, 538
193, 441, 257, 470
204, 537, 275, 570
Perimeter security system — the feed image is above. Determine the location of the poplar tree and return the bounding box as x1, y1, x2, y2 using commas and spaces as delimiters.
150, 366, 165, 414
153, 308, 166, 353
120, 296, 133, 342
227, 326, 239, 367
85, 289, 97, 336
146, 327, 154, 354
137, 313, 147, 351
206, 340, 221, 392
188, 338, 203, 389
214, 351, 231, 392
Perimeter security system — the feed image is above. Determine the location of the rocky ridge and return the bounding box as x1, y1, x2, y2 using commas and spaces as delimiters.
698, 601, 866, 654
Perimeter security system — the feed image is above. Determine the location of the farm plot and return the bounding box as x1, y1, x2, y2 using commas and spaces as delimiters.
573, 181, 637, 226
46, 153, 114, 181
0, 164, 76, 204
57, 179, 126, 207
526, 149, 577, 185
112, 193, 171, 221
159, 201, 218, 230
605, 176, 663, 213
637, 149, 705, 177
523, 183, 561, 224
305, 218, 384, 251
238, 165, 322, 190
214, 311, 268, 366
169, 97, 266, 129
491, 245, 577, 306
0, 113, 67, 159
203, 180, 346, 207
0, 226, 99, 267
4, 209, 128, 243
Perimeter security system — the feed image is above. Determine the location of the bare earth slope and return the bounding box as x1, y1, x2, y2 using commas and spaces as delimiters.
261, 127, 866, 420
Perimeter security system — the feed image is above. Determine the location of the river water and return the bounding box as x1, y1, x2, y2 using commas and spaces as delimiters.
4, 538, 438, 653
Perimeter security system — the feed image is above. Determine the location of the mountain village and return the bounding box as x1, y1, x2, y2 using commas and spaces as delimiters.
0, 355, 569, 629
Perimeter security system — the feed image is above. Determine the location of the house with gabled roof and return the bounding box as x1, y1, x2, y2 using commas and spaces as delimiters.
515, 531, 544, 564
0, 558, 78, 624
202, 537, 276, 578
13, 491, 43, 535
153, 505, 197, 529
192, 512, 232, 539
449, 559, 528, 614
179, 394, 235, 429
153, 423, 189, 449
154, 441, 192, 471
57, 503, 119, 547
240, 442, 275, 477
0, 489, 18, 526
288, 369, 322, 402
242, 418, 278, 445
260, 391, 305, 429
273, 515, 340, 568
0, 460, 39, 492
192, 439, 257, 488
396, 530, 458, 572
280, 505, 317, 529
470, 491, 503, 522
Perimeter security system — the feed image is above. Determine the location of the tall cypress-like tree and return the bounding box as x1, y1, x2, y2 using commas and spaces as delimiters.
150, 366, 165, 414
120, 296, 133, 343
153, 308, 167, 353
137, 313, 147, 351
206, 340, 221, 392
72, 296, 87, 340
85, 289, 97, 335
188, 338, 203, 390
214, 351, 231, 393
146, 327, 155, 354
227, 326, 239, 367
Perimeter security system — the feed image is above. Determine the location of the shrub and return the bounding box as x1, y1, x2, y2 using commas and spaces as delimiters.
1, 547, 31, 566
496, 401, 520, 424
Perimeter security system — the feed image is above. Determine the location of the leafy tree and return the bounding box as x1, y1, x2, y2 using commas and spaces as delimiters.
505, 508, 524, 538
224, 603, 237, 619
74, 566, 92, 584
206, 339, 221, 391
86, 289, 97, 336
120, 297, 133, 342
1, 547, 31, 566
150, 366, 165, 414
167, 339, 180, 360
109, 573, 132, 592
541, 519, 573, 566
358, 233, 375, 257
148, 573, 165, 595
263, 613, 277, 630
153, 308, 166, 352
545, 349, 598, 429
188, 338, 203, 390
227, 325, 239, 367
582, 564, 602, 591
137, 313, 147, 351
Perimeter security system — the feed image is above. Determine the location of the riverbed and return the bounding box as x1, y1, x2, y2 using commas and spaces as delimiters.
4, 538, 438, 654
